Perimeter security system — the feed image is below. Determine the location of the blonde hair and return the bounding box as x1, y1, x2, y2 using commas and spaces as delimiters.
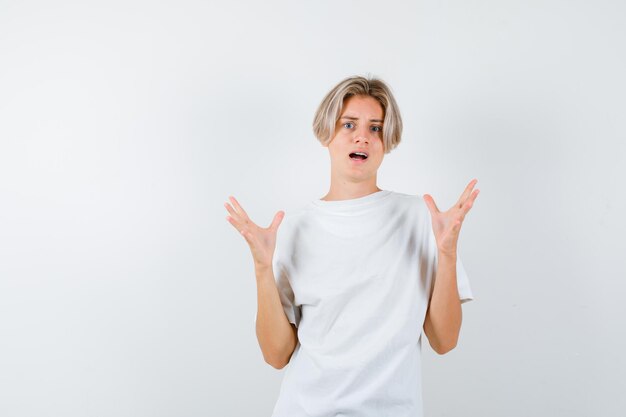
312, 75, 403, 154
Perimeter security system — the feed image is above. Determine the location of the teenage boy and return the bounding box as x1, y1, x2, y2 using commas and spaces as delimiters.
225, 75, 479, 417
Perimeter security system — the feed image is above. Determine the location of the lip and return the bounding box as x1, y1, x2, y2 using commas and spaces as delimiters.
349, 150, 369, 158
348, 154, 368, 164
348, 150, 369, 165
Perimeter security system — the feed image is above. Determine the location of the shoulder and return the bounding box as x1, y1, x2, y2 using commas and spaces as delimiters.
282, 206, 310, 225
277, 206, 310, 237
383, 191, 433, 234
386, 190, 429, 213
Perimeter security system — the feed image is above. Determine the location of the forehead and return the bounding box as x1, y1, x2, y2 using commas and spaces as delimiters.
341, 95, 383, 118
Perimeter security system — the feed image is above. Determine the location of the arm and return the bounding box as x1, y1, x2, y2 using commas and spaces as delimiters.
223, 195, 297, 369
423, 252, 462, 355
255, 265, 299, 369
422, 179, 480, 354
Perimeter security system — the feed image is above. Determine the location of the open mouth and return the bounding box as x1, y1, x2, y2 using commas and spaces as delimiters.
349, 152, 368, 161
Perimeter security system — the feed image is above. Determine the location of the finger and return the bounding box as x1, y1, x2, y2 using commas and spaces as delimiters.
227, 215, 257, 246
423, 194, 440, 215
224, 202, 249, 229
241, 227, 256, 244
228, 196, 251, 220
225, 213, 245, 234
456, 179, 478, 208
456, 178, 477, 207
461, 189, 480, 214
269, 211, 285, 231
224, 201, 241, 221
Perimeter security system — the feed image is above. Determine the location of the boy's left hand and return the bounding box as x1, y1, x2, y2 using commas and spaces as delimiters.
423, 179, 480, 257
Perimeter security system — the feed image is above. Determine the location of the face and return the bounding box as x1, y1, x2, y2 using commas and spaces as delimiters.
325, 95, 385, 181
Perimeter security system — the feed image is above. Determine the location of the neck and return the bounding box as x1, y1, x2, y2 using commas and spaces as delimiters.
320, 176, 381, 201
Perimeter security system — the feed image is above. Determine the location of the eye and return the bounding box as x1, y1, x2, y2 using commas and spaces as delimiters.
343, 122, 354, 129
371, 125, 382, 132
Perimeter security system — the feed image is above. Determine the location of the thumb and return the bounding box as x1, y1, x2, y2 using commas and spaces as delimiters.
423, 194, 440, 215
269, 211, 285, 231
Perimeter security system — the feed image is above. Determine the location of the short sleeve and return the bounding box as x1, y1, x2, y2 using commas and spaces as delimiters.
454, 254, 474, 304
431, 250, 474, 304
272, 254, 301, 327
253, 221, 302, 327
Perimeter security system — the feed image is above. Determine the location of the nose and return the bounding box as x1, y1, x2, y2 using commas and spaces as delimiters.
353, 126, 371, 144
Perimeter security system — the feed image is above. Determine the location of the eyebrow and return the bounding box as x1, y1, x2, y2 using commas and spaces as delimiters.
340, 116, 384, 123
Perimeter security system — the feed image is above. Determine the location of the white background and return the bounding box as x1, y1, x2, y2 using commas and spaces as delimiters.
1, 1, 625, 416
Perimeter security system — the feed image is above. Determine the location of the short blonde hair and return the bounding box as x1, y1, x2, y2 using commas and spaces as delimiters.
312, 75, 403, 154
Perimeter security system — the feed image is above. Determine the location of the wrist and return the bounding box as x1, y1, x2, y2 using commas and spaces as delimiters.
254, 263, 273, 277
438, 250, 457, 261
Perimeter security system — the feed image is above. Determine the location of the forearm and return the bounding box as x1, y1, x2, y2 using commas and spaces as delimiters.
424, 251, 462, 353
255, 265, 297, 369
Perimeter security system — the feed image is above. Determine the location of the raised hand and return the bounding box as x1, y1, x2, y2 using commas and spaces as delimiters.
224, 196, 285, 270
423, 179, 480, 257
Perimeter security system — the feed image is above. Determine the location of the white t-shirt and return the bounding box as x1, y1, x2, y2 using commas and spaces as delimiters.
257, 189, 474, 417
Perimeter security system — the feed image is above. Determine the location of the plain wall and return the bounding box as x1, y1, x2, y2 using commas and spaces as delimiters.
1, 1, 624, 416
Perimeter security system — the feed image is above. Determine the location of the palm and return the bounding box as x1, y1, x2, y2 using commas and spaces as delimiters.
224, 196, 284, 269
423, 179, 480, 257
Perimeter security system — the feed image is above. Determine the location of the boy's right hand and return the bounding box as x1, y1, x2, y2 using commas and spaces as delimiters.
224, 195, 285, 270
